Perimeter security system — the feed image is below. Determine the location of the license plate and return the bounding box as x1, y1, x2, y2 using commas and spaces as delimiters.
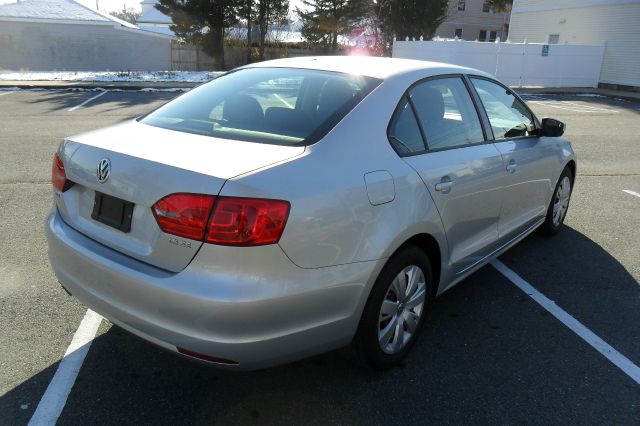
91, 192, 134, 232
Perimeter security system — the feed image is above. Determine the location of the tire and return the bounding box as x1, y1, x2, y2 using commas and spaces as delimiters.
356, 245, 434, 370
538, 166, 573, 236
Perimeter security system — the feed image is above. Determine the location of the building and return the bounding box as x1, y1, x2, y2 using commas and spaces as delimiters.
0, 0, 174, 71
435, 0, 510, 41
508, 0, 640, 89
137, 0, 173, 36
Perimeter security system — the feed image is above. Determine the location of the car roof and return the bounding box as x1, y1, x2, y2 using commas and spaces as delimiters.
242, 56, 491, 80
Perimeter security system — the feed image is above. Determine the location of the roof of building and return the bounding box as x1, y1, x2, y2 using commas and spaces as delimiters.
0, 0, 137, 28
138, 2, 172, 24
243, 56, 492, 80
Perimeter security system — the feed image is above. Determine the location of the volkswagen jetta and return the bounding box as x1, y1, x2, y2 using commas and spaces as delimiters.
46, 56, 575, 370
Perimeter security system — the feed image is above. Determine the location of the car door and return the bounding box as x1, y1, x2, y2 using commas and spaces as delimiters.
469, 77, 556, 242
394, 76, 505, 274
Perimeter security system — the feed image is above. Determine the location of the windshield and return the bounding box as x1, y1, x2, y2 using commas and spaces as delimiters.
141, 67, 381, 146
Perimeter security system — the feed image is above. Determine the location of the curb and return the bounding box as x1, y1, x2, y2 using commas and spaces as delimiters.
514, 87, 640, 103
0, 81, 203, 90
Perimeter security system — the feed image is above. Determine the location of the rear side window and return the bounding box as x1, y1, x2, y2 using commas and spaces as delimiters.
470, 77, 535, 139
388, 97, 425, 154
409, 77, 485, 150
141, 68, 380, 146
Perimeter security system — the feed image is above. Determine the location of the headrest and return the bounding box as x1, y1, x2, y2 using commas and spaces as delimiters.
223, 94, 264, 128
316, 78, 354, 123
264, 107, 312, 135
411, 86, 445, 124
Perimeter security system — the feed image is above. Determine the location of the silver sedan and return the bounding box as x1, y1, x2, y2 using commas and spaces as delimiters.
46, 56, 575, 370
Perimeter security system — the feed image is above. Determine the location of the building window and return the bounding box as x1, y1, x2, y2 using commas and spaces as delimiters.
482, 2, 491, 12
458, 0, 465, 11
489, 30, 497, 42
455, 28, 463, 38
548, 34, 560, 44
479, 30, 487, 41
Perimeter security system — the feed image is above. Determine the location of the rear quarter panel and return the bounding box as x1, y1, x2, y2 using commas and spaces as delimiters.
220, 75, 449, 274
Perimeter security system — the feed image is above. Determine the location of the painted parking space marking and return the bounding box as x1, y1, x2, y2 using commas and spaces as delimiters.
492, 260, 640, 386
623, 189, 640, 199
67, 90, 108, 111
0, 91, 14, 96
521, 94, 619, 113
28, 309, 103, 426
274, 93, 294, 109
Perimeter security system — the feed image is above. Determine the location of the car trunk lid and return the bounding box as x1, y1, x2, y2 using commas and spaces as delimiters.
55, 121, 305, 272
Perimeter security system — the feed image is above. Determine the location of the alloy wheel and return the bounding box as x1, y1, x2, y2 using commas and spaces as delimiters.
552, 176, 571, 227
378, 265, 427, 354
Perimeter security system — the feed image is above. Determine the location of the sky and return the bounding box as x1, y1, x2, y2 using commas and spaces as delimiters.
0, 0, 304, 14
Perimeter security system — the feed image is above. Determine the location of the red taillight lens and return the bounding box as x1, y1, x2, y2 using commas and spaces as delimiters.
206, 197, 290, 246
151, 193, 215, 240
151, 194, 290, 245
52, 152, 74, 192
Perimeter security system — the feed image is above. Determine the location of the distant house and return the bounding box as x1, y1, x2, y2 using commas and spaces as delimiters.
435, 0, 510, 41
0, 0, 173, 71
508, 0, 640, 89
137, 0, 173, 36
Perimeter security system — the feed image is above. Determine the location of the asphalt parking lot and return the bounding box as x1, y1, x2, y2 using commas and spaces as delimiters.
0, 88, 639, 425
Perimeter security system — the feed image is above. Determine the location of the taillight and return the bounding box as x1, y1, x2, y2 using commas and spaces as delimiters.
151, 194, 290, 246
206, 197, 290, 246
152, 193, 215, 240
52, 152, 74, 192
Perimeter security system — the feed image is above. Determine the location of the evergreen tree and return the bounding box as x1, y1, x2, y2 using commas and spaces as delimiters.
257, 0, 289, 59
375, 0, 448, 45
296, 0, 371, 52
156, 0, 242, 70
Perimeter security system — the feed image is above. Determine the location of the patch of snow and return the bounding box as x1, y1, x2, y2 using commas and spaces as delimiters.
575, 93, 604, 98
1, 87, 192, 92
0, 71, 222, 83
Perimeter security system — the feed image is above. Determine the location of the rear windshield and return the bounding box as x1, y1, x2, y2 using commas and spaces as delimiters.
141, 67, 381, 146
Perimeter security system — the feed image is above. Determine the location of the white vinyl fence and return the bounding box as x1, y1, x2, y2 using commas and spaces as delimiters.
393, 39, 606, 88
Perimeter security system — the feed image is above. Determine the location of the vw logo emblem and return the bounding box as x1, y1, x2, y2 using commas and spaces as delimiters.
96, 158, 111, 183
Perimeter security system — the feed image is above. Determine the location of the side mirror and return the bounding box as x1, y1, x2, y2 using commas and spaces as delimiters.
540, 118, 565, 137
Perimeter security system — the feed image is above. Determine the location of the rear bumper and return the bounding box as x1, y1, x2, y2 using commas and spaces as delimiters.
46, 208, 380, 370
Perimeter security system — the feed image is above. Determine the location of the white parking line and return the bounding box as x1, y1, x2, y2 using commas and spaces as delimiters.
522, 95, 619, 113
274, 93, 293, 109
28, 309, 103, 426
492, 260, 640, 385
623, 189, 640, 199
67, 90, 108, 111
0, 91, 13, 96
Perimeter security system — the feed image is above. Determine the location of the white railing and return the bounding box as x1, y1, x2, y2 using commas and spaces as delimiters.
392, 39, 606, 88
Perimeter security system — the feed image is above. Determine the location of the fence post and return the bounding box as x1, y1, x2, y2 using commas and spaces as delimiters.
519, 38, 528, 88
595, 42, 606, 88
495, 39, 501, 78
558, 45, 564, 87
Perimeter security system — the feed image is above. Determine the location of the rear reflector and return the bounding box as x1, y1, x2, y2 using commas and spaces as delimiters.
151, 194, 290, 246
177, 347, 239, 365
51, 152, 74, 192
152, 193, 215, 240
206, 197, 290, 246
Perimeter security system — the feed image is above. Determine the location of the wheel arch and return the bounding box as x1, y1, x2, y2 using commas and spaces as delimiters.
566, 159, 576, 183
392, 233, 442, 296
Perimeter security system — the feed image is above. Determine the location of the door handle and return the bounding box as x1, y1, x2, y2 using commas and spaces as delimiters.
435, 180, 454, 192
506, 160, 517, 174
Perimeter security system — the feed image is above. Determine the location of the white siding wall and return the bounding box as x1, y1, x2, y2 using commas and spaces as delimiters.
393, 40, 605, 88
435, 0, 509, 40
0, 20, 172, 71
509, 0, 640, 87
